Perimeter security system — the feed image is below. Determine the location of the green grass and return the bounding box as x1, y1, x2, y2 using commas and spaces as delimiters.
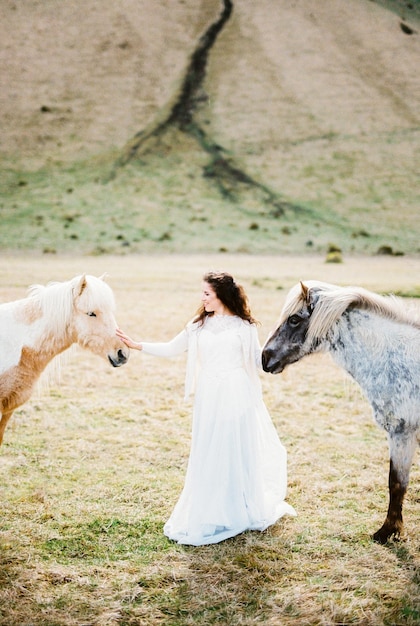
43, 517, 169, 563
1, 128, 419, 258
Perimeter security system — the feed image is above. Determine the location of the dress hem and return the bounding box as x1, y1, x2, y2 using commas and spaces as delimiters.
164, 503, 297, 547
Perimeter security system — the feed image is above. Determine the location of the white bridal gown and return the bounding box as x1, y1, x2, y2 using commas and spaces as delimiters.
141, 314, 296, 546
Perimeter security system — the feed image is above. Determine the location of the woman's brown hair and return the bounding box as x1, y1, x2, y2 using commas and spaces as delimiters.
194, 271, 258, 326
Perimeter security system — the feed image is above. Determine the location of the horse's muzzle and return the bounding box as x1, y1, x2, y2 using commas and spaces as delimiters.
261, 349, 284, 374
108, 348, 129, 367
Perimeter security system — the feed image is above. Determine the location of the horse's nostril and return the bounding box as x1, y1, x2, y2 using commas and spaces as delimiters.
117, 349, 129, 363
262, 349, 271, 365
108, 349, 128, 367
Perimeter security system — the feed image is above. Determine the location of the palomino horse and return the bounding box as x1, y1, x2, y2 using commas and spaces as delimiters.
262, 280, 420, 544
0, 274, 129, 445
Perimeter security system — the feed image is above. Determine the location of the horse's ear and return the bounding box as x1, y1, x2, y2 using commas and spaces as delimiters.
75, 274, 88, 297
300, 282, 309, 302
98, 272, 108, 282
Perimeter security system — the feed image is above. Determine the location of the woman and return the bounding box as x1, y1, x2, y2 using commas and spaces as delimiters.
116, 271, 296, 546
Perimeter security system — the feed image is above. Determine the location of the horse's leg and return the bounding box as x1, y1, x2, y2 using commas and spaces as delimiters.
373, 431, 417, 544
0, 410, 14, 446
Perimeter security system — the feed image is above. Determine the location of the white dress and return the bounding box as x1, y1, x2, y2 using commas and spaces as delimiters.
142, 314, 296, 546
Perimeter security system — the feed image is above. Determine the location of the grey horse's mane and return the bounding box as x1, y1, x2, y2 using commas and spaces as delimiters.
282, 281, 420, 344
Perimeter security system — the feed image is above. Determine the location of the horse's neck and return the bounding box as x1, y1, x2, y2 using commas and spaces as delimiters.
329, 310, 414, 395
329, 311, 383, 388
18, 299, 73, 365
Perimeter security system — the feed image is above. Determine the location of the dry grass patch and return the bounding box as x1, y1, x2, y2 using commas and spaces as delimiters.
0, 254, 419, 625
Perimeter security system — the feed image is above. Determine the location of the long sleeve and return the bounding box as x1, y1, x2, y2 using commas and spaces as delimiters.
241, 322, 263, 398
141, 322, 199, 400
142, 329, 188, 358
250, 323, 263, 370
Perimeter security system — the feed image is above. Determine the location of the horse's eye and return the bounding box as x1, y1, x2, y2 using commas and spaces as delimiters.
87, 311, 97, 317
288, 314, 301, 327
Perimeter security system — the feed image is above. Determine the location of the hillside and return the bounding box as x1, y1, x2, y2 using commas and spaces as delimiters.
1, 0, 419, 256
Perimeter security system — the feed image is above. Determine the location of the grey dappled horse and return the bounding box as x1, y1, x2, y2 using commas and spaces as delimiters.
262, 280, 419, 544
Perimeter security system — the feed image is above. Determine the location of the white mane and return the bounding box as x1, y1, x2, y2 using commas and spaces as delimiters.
27, 275, 115, 337
28, 279, 76, 337
282, 280, 420, 345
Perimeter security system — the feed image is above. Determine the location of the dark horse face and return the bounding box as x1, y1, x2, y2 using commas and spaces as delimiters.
262, 283, 317, 374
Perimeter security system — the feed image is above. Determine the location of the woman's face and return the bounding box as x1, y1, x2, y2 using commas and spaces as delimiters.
201, 281, 225, 314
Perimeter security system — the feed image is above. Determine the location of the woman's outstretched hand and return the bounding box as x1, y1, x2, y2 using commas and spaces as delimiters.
116, 328, 142, 350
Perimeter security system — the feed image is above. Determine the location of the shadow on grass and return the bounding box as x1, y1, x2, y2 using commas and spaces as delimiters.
1, 516, 419, 625
131, 529, 297, 625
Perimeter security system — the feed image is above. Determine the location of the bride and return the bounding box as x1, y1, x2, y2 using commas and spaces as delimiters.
116, 271, 296, 546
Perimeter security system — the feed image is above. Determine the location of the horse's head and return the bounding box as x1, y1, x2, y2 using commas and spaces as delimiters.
71, 275, 129, 367
262, 281, 322, 374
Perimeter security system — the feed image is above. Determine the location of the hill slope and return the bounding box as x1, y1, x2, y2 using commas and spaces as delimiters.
1, 0, 419, 255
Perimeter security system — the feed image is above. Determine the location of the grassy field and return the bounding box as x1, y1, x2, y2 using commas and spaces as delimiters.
0, 253, 419, 626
